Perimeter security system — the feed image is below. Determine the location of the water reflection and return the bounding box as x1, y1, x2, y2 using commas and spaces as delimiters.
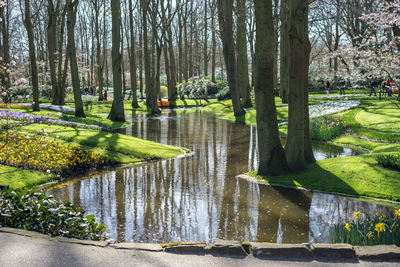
47, 110, 397, 243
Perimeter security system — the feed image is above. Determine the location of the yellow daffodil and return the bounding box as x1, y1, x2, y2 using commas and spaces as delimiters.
354, 211, 360, 219
345, 223, 351, 232
375, 223, 386, 233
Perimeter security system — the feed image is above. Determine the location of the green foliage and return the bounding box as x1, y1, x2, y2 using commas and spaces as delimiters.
310, 115, 344, 140
10, 86, 31, 99
375, 153, 400, 169
330, 211, 400, 246
0, 188, 106, 240
215, 86, 231, 100
177, 77, 218, 100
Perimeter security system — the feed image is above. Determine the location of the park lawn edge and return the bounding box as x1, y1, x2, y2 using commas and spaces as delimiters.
0, 165, 58, 189
246, 152, 400, 202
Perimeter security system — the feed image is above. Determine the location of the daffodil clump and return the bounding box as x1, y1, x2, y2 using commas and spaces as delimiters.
330, 210, 400, 246
0, 132, 115, 176
310, 115, 345, 140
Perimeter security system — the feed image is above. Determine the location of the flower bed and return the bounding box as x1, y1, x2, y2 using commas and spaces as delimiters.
0, 109, 109, 131
0, 132, 115, 176
310, 115, 345, 140
0, 189, 106, 240
309, 101, 360, 119
330, 210, 400, 246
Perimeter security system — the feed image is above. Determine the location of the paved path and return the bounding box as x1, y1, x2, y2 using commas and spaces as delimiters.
0, 232, 398, 267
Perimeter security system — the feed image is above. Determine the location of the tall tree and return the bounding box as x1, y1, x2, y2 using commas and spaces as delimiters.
285, 0, 311, 171
128, 0, 139, 108
280, 0, 289, 103
66, 0, 85, 117
217, 0, 245, 117
108, 0, 125, 121
93, 0, 105, 101
23, 0, 40, 111
0, 0, 10, 103
254, 0, 287, 175
236, 0, 252, 108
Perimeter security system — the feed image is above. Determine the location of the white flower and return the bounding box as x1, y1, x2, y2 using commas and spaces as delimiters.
46, 170, 51, 174
57, 112, 62, 117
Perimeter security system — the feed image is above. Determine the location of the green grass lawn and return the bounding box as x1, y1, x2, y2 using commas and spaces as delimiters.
0, 165, 57, 189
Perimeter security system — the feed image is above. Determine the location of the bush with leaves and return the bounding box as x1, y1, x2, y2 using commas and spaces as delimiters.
177, 77, 219, 100
0, 188, 106, 240
216, 86, 231, 101
375, 153, 400, 170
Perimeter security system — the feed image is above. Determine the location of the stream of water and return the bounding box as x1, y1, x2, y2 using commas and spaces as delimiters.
47, 110, 397, 243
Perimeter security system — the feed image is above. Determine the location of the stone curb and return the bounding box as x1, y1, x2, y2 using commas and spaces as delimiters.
110, 242, 163, 252
1, 227, 399, 261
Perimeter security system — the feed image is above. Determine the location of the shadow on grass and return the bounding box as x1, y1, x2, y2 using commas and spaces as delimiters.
258, 164, 360, 198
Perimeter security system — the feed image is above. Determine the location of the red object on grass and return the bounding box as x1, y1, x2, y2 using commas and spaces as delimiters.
158, 101, 172, 107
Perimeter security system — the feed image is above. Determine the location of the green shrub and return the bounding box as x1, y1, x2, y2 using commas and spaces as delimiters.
177, 77, 218, 100
310, 115, 344, 140
10, 86, 31, 99
375, 153, 400, 169
0, 188, 106, 240
216, 86, 231, 100
330, 210, 400, 246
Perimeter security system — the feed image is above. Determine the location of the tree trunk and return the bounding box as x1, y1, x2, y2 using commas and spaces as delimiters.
56, 7, 67, 105
47, 0, 58, 105
236, 0, 252, 108
0, 3, 10, 103
280, 0, 289, 103
217, 0, 245, 117
210, 0, 216, 83
24, 0, 40, 111
285, 0, 308, 172
129, 0, 139, 108
67, 0, 85, 117
108, 0, 125, 122
254, 0, 288, 175
203, 0, 208, 77
303, 3, 315, 165
95, 0, 104, 101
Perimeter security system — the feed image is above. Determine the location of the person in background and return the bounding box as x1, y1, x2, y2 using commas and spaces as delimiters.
326, 80, 330, 97
369, 77, 377, 96
104, 89, 108, 101
339, 78, 346, 95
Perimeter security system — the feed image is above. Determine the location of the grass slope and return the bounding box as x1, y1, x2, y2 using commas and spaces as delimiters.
0, 165, 57, 189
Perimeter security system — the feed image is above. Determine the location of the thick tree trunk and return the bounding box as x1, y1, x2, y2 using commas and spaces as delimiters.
24, 0, 40, 111
280, 0, 289, 103
108, 0, 125, 122
47, 0, 58, 105
217, 0, 245, 117
66, 0, 85, 117
285, 0, 308, 172
254, 0, 288, 175
236, 0, 252, 108
0, 3, 10, 103
303, 4, 315, 165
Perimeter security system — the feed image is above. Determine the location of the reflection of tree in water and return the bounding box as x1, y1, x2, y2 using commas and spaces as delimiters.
309, 193, 396, 243
46, 111, 396, 244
